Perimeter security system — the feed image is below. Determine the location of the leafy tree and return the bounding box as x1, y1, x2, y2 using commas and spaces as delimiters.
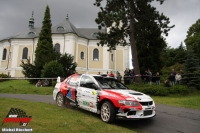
94, 0, 174, 83
34, 5, 56, 71
20, 59, 40, 84
181, 49, 200, 89
173, 42, 187, 64
58, 53, 77, 77
184, 18, 200, 62
161, 42, 187, 67
41, 60, 64, 78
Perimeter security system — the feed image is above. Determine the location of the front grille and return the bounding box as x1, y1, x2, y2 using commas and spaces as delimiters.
139, 101, 153, 106
127, 111, 136, 116
144, 110, 153, 116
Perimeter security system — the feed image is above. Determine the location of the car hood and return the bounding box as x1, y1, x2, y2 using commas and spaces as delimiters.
103, 89, 153, 102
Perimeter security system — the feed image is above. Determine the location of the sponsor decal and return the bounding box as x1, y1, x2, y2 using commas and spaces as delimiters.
66, 88, 75, 101
2, 108, 32, 127
92, 90, 97, 95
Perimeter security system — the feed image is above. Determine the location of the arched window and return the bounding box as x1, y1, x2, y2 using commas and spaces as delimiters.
57, 26, 64, 31
80, 52, 84, 60
2, 48, 7, 60
111, 54, 114, 61
22, 47, 28, 59
93, 48, 99, 61
55, 43, 60, 53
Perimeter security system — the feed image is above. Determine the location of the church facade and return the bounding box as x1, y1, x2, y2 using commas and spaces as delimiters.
0, 14, 130, 77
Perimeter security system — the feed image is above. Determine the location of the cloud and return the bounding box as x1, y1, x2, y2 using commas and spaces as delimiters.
0, 0, 199, 49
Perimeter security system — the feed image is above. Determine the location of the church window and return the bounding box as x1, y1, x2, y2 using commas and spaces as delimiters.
92, 32, 99, 37
93, 48, 99, 61
111, 54, 114, 61
22, 47, 28, 59
57, 26, 64, 31
28, 32, 36, 35
55, 43, 60, 53
80, 52, 84, 60
2, 48, 7, 60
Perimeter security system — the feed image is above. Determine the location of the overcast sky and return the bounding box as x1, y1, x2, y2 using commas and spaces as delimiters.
0, 0, 200, 48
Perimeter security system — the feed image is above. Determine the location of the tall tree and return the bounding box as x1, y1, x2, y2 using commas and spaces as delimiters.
181, 49, 200, 89
58, 53, 77, 77
34, 5, 55, 71
94, 0, 174, 83
184, 18, 200, 63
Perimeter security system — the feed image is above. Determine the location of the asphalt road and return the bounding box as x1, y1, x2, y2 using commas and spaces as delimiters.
1, 93, 200, 133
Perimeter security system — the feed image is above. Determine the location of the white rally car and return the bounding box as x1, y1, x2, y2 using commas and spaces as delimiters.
53, 74, 156, 123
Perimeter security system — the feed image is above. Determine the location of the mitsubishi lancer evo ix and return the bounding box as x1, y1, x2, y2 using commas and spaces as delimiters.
53, 74, 156, 123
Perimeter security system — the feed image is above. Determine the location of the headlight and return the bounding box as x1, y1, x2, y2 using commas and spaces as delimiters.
118, 100, 140, 106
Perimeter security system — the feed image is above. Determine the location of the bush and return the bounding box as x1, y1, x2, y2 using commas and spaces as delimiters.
0, 73, 10, 82
41, 61, 64, 78
129, 83, 192, 96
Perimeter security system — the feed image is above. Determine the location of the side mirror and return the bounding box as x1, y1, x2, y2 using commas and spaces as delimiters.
92, 84, 99, 90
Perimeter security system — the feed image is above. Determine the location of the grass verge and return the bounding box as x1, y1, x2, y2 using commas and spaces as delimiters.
0, 80, 200, 110
1, 98, 144, 133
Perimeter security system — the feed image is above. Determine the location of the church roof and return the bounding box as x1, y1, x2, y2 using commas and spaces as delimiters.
0, 15, 105, 41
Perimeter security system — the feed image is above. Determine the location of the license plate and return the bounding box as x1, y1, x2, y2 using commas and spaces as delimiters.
144, 110, 152, 116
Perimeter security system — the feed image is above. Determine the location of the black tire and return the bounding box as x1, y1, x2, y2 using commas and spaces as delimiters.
100, 101, 115, 123
56, 92, 65, 107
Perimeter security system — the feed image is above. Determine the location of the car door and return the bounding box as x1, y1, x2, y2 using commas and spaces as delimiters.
77, 75, 98, 113
65, 75, 79, 105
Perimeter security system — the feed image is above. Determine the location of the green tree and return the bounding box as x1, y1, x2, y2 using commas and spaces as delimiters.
181, 49, 200, 89
161, 42, 187, 67
20, 59, 40, 84
58, 53, 77, 77
94, 0, 174, 83
41, 60, 64, 78
34, 5, 56, 71
184, 18, 200, 62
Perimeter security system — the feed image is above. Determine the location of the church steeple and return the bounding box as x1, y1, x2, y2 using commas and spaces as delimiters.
66, 14, 69, 20
29, 11, 34, 29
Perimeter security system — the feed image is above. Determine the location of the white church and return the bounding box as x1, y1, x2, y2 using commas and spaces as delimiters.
0, 13, 130, 77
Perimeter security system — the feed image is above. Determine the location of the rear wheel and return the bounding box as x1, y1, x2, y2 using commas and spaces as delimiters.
56, 92, 64, 107
100, 101, 115, 123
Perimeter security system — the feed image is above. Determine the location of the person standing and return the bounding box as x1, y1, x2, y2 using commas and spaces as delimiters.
147, 69, 152, 85
109, 71, 115, 77
117, 73, 122, 82
155, 72, 160, 85
170, 69, 176, 85
175, 72, 182, 84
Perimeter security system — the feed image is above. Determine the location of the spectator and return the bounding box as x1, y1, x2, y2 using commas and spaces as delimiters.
36, 80, 42, 87
124, 72, 130, 85
109, 71, 115, 77
179, 69, 184, 78
130, 69, 134, 83
175, 73, 182, 84
147, 69, 152, 85
155, 72, 160, 85
164, 80, 170, 88
117, 73, 122, 82
168, 73, 175, 86
43, 79, 49, 86
98, 72, 101, 75
170, 69, 176, 85
143, 70, 148, 84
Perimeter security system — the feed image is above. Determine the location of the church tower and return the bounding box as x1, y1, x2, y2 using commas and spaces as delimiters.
28, 11, 34, 29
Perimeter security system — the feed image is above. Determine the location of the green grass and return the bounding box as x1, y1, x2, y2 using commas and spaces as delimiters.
152, 94, 200, 110
0, 80, 200, 110
0, 80, 53, 95
1, 98, 144, 133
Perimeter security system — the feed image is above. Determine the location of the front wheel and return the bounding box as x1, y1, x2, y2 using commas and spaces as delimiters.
56, 92, 64, 107
100, 101, 115, 123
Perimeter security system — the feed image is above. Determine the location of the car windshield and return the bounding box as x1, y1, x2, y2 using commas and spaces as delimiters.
94, 76, 128, 90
